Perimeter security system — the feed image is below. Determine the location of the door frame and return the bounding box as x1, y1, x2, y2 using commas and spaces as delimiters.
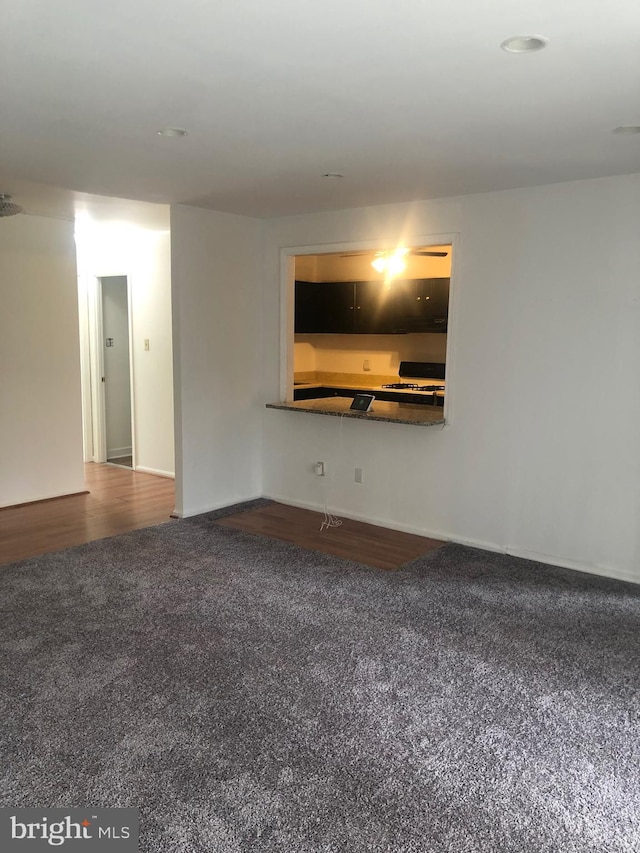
88, 275, 137, 466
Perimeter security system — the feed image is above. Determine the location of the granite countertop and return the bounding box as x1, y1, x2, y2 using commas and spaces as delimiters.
294, 371, 391, 388
266, 397, 445, 427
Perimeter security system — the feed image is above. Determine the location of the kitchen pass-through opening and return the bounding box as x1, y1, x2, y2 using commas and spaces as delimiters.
288, 242, 454, 414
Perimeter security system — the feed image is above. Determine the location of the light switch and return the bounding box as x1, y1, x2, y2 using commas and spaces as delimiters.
144, 339, 150, 351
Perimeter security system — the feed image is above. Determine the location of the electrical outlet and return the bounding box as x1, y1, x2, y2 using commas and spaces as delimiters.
355, 467, 363, 484
144, 339, 150, 351
363, 359, 370, 371
315, 461, 326, 477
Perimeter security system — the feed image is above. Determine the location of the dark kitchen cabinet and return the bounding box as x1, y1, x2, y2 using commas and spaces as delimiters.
293, 386, 340, 400
293, 386, 357, 401
293, 385, 445, 406
428, 278, 450, 330
295, 281, 354, 334
392, 279, 421, 332
295, 280, 394, 334
392, 278, 449, 333
354, 281, 395, 333
295, 277, 448, 335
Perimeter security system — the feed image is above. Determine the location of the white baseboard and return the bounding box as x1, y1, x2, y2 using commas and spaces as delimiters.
262, 491, 452, 540
135, 466, 175, 479
262, 492, 640, 587
1, 488, 89, 509
107, 446, 132, 458
501, 545, 639, 586
179, 492, 263, 519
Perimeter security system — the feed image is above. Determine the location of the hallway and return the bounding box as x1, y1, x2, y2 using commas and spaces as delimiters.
0, 463, 175, 566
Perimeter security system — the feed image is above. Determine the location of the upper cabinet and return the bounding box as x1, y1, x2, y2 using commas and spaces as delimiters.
393, 278, 450, 333
294, 281, 355, 334
354, 281, 396, 334
295, 278, 449, 335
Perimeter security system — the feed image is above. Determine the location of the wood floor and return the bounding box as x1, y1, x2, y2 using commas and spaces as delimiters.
107, 455, 133, 468
1, 471, 443, 571
0, 463, 175, 566
218, 502, 446, 570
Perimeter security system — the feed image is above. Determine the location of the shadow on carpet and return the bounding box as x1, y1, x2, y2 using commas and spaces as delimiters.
1, 501, 639, 852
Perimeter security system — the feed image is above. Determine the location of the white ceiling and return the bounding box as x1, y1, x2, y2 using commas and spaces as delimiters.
2, 0, 639, 219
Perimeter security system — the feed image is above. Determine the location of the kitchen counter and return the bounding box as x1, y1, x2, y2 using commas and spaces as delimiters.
266, 397, 445, 427
294, 381, 444, 401
293, 372, 445, 401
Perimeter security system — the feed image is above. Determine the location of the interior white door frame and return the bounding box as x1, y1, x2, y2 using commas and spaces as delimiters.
77, 272, 94, 462
125, 275, 137, 470
88, 275, 137, 466
89, 276, 107, 463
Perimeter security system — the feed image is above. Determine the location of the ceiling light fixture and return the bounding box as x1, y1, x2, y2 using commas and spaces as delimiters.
322, 172, 344, 179
612, 125, 640, 135
157, 127, 188, 137
0, 193, 24, 217
371, 248, 409, 276
500, 35, 548, 53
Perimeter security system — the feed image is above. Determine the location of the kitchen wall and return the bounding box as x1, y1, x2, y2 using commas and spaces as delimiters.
170, 204, 263, 517
76, 212, 174, 478
294, 340, 317, 373
0, 214, 84, 506
261, 172, 640, 584
295, 334, 447, 376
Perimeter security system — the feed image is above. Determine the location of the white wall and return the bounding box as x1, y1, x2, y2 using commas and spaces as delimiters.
0, 214, 84, 506
76, 213, 174, 478
170, 204, 263, 517
128, 231, 174, 477
261, 173, 640, 584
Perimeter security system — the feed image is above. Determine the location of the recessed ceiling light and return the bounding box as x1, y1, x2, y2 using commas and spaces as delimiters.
612, 125, 640, 135
322, 172, 344, 179
500, 35, 548, 53
157, 127, 188, 137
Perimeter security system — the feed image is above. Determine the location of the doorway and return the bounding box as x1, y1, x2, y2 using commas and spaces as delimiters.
100, 276, 133, 468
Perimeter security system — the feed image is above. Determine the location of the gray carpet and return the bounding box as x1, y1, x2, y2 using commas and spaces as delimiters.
1, 500, 639, 852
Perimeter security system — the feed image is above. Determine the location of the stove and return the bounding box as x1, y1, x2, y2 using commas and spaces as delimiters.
379, 361, 446, 406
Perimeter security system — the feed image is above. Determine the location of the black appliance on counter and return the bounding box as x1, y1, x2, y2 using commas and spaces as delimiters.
381, 361, 445, 406
389, 361, 446, 382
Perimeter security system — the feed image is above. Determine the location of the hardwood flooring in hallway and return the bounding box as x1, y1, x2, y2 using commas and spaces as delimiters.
0, 463, 175, 566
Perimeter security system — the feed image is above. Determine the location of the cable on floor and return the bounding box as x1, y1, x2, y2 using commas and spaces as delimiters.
319, 413, 346, 532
